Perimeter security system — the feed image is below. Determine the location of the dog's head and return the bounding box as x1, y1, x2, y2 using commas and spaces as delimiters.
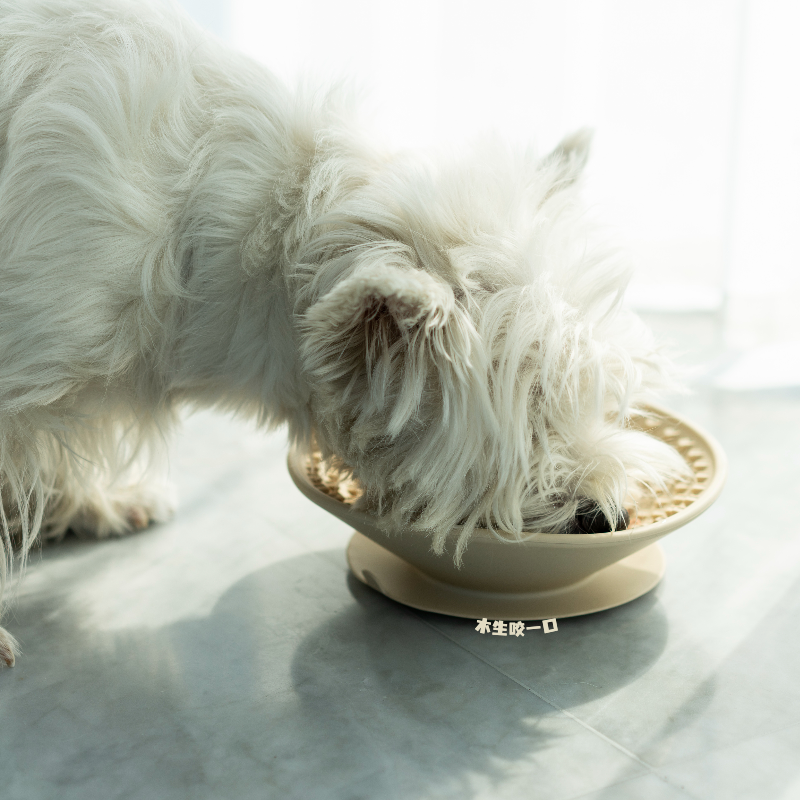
295, 131, 687, 561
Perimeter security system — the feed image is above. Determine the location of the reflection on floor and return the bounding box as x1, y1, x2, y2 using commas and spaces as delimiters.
2, 312, 800, 800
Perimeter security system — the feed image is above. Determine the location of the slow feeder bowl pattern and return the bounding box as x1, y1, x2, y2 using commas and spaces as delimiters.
288, 406, 726, 619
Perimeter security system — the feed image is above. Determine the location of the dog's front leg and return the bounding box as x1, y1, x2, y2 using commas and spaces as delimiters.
0, 431, 176, 668
41, 463, 177, 541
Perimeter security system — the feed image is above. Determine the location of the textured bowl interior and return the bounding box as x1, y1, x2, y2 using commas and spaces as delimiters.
288, 405, 727, 593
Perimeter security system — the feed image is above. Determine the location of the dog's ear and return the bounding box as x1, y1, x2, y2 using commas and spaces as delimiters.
299, 262, 461, 444
539, 127, 592, 196
303, 262, 453, 338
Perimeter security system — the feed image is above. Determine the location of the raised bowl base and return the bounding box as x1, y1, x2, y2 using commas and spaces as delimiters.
347, 531, 666, 620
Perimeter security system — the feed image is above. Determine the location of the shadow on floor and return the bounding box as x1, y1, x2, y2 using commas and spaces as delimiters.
2, 543, 680, 800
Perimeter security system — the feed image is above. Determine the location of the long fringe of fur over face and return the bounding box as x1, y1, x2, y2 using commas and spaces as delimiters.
0, 0, 688, 662
295, 144, 688, 561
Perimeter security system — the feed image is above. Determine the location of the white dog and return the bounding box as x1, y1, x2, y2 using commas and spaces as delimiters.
0, 0, 687, 666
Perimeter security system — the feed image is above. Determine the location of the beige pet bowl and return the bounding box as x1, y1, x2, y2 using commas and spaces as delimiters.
288, 406, 726, 620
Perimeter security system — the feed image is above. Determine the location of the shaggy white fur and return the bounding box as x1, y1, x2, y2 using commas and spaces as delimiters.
0, 0, 687, 666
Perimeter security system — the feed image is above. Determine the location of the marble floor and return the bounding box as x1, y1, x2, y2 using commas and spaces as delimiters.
2, 312, 800, 800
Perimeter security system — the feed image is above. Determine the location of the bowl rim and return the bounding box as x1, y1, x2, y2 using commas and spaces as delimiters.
288, 403, 727, 549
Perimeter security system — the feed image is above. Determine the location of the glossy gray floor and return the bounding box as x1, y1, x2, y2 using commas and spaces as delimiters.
2, 313, 800, 800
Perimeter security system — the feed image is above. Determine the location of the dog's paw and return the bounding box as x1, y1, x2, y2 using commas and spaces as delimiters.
0, 626, 18, 667
118, 483, 177, 531
52, 482, 178, 539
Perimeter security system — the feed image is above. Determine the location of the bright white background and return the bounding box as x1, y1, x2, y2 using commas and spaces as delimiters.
177, 0, 800, 380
